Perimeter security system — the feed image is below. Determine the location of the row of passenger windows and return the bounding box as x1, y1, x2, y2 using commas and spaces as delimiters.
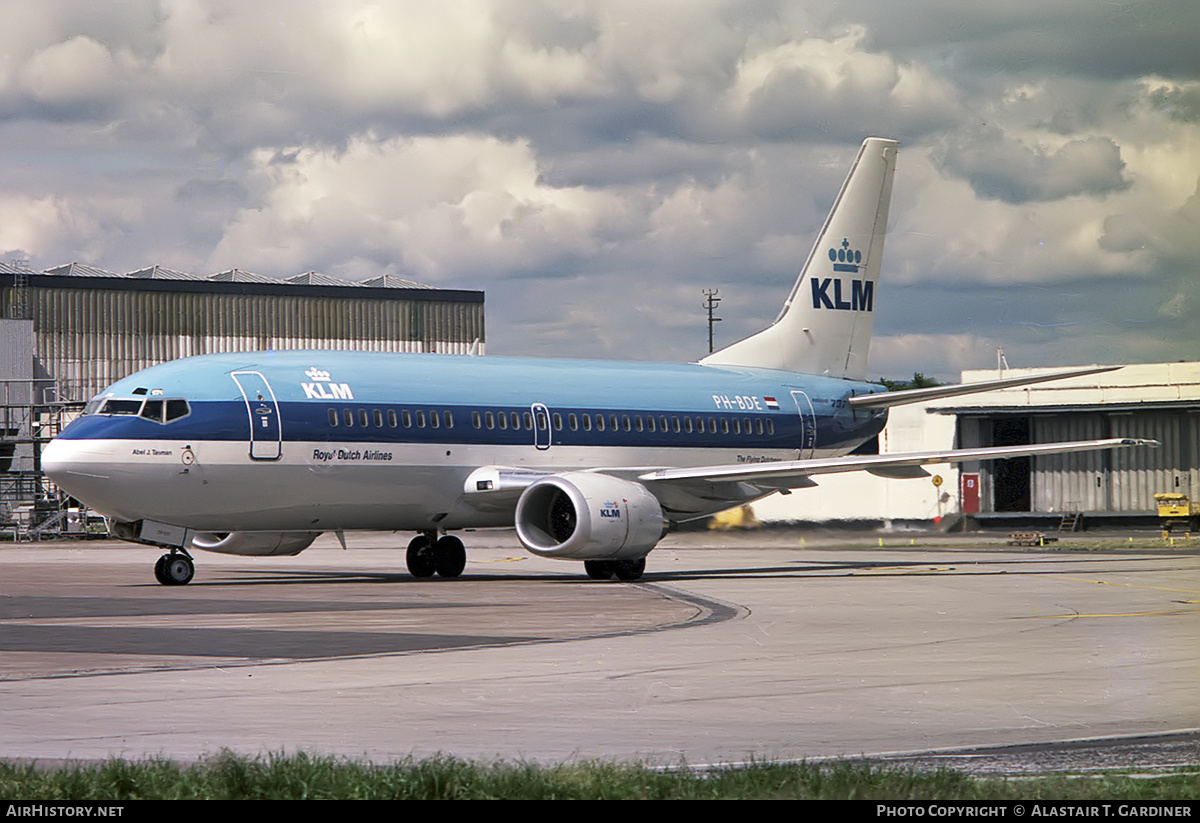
328, 408, 454, 429
327, 407, 775, 437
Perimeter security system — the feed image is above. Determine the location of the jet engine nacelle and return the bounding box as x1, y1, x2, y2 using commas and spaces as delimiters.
515, 473, 666, 560
190, 531, 322, 557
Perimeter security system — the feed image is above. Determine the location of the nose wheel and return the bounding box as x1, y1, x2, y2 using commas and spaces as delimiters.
153, 552, 195, 586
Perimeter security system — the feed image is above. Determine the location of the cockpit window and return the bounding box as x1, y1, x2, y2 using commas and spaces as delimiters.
165, 399, 190, 422
140, 400, 164, 422
99, 399, 143, 416
140, 399, 191, 423
95, 397, 191, 423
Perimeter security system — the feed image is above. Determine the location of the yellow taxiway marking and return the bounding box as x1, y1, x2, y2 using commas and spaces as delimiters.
1038, 574, 1199, 596
850, 567, 955, 575
1016, 607, 1200, 619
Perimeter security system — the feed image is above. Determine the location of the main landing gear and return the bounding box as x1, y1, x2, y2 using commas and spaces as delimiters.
584, 557, 646, 581
406, 531, 467, 579
153, 550, 195, 586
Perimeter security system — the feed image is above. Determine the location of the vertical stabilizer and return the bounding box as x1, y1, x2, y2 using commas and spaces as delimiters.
701, 138, 898, 379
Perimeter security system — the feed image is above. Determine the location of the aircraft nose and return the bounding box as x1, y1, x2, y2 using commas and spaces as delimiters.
42, 438, 112, 505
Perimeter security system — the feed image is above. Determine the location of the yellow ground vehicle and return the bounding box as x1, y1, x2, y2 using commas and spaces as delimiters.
1154, 493, 1200, 532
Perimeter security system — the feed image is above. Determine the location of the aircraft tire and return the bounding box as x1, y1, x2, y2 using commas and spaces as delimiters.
434, 535, 466, 579
406, 535, 436, 578
584, 560, 616, 580
614, 558, 646, 581
153, 554, 170, 585
162, 554, 195, 586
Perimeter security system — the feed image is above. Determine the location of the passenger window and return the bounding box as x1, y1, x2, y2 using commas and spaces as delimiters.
388, 409, 397, 427
523, 412, 533, 430
485, 411, 495, 429
569, 413, 578, 431
373, 409, 383, 427
343, 409, 353, 427
472, 411, 482, 429
416, 410, 426, 428
444, 411, 453, 428
767, 419, 775, 435
596, 415, 605, 432
328, 409, 338, 427
359, 409, 369, 427
552, 413, 563, 431
498, 412, 507, 430
402, 410, 412, 427
582, 414, 591, 431
684, 417, 693, 434
511, 412, 521, 430
671, 416, 681, 433
430, 411, 440, 429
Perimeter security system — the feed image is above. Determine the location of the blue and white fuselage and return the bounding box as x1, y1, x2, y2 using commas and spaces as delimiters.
43, 138, 1155, 584
48, 351, 886, 532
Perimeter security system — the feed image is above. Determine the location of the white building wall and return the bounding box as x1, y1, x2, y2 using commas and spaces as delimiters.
754, 361, 1200, 523
754, 403, 958, 523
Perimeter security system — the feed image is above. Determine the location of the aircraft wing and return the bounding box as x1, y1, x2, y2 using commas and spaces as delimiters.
461, 438, 1158, 517
636, 437, 1158, 487
847, 365, 1121, 410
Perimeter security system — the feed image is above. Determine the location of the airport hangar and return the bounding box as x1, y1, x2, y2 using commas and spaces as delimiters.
0, 261, 484, 536
754, 362, 1200, 529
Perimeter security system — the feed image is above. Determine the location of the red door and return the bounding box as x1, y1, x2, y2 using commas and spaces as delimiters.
961, 473, 979, 514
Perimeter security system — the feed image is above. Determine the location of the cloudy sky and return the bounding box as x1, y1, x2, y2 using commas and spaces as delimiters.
1, 1, 1197, 379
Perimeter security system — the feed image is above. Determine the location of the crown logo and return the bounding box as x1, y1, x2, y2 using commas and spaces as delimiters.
305, 367, 331, 381
828, 238, 862, 272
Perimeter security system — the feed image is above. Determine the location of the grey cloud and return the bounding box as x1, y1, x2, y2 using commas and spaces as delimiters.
1101, 175, 1200, 264
848, 1, 1200, 81
934, 131, 1130, 203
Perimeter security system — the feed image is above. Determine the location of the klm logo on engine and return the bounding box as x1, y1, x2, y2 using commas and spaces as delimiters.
599, 500, 622, 518
811, 238, 873, 312
301, 366, 354, 400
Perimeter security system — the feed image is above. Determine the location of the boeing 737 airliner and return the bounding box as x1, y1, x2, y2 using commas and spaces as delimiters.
43, 138, 1155, 585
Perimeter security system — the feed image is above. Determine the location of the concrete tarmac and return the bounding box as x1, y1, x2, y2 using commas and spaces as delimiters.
1, 530, 1197, 767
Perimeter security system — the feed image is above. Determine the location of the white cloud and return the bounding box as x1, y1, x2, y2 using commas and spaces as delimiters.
19, 36, 125, 107
728, 26, 961, 139
208, 134, 630, 280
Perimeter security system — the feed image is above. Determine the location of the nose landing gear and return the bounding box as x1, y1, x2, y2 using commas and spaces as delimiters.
153, 551, 195, 585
